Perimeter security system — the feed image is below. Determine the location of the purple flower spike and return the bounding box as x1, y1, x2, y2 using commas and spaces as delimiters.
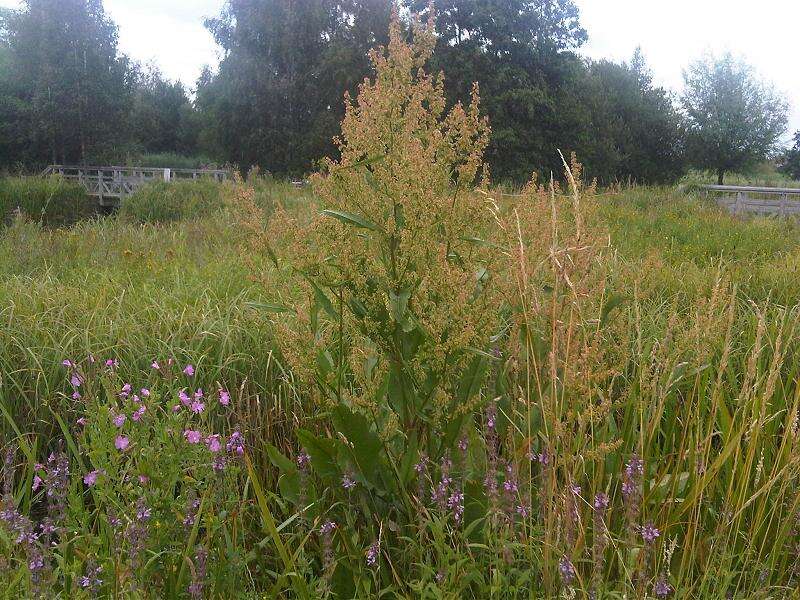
641, 522, 660, 544
559, 556, 576, 585
654, 577, 672, 597
183, 364, 195, 377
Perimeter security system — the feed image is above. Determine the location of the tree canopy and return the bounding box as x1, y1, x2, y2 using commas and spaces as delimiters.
779, 131, 800, 181
0, 0, 794, 187
682, 53, 788, 185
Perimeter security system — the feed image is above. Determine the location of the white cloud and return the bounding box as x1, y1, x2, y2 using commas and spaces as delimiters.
574, 0, 800, 140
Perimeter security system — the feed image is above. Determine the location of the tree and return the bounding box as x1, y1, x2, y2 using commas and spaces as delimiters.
130, 64, 198, 156
406, 0, 588, 182
3, 0, 133, 166
778, 131, 800, 181
574, 49, 685, 184
682, 53, 788, 185
197, 0, 391, 174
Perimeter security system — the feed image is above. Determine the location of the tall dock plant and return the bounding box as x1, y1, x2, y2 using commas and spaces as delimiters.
261, 4, 497, 510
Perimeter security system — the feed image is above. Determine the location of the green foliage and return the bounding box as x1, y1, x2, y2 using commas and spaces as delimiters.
2, 0, 132, 166
682, 53, 789, 184
119, 180, 224, 224
779, 131, 800, 180
0, 176, 93, 226
126, 152, 216, 170
129, 65, 199, 157
576, 50, 685, 184
409, 0, 588, 182
197, 0, 392, 174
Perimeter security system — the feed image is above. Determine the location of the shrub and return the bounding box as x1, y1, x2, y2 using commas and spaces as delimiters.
0, 176, 93, 227
120, 180, 224, 223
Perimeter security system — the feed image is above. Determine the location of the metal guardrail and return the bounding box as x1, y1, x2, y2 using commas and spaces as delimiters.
42, 165, 231, 207
701, 185, 800, 216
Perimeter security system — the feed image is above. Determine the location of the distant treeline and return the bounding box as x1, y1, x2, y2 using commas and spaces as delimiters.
0, 0, 794, 184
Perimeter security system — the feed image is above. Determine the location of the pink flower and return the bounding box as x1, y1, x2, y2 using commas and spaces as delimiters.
172, 404, 181, 413
112, 413, 127, 428
206, 434, 222, 453
32, 475, 42, 491
151, 360, 160, 370
183, 364, 195, 377
70, 373, 83, 388
179, 390, 191, 407
140, 388, 150, 397
76, 417, 87, 426
61, 359, 74, 368
138, 475, 149, 485
132, 406, 146, 422
83, 471, 100, 486
105, 359, 118, 369
184, 430, 202, 444
115, 436, 130, 451
72, 391, 82, 400
219, 389, 230, 406
131, 394, 141, 404
119, 383, 131, 398
190, 400, 205, 415
194, 389, 204, 399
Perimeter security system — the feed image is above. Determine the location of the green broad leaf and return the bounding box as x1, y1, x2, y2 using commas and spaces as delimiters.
600, 293, 627, 327
245, 301, 296, 314
388, 288, 412, 327
331, 406, 383, 485
399, 430, 419, 485
456, 355, 489, 405
265, 443, 297, 475
296, 430, 341, 480
321, 209, 383, 232
310, 281, 338, 319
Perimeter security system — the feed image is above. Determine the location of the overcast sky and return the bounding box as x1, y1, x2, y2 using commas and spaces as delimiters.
2, 0, 799, 139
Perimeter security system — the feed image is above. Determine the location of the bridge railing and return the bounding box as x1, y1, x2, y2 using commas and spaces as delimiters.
42, 165, 232, 207
701, 184, 800, 216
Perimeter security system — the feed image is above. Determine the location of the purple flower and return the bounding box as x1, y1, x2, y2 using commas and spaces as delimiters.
219, 389, 230, 406
70, 373, 83, 388
76, 417, 87, 426
112, 413, 126, 428
140, 388, 150, 397
183, 364, 195, 377
296, 452, 311, 469
179, 390, 191, 407
641, 522, 660, 544
190, 400, 205, 414
151, 361, 160, 370
205, 434, 222, 453
320, 520, 337, 534
184, 430, 202, 444
413, 454, 427, 474
105, 359, 118, 369
654, 577, 672, 598
594, 493, 610, 510
366, 540, 380, 567
447, 490, 465, 523
558, 556, 576, 585
32, 475, 42, 492
138, 475, 149, 485
83, 470, 100, 486
132, 405, 146, 422
62, 359, 74, 368
188, 546, 207, 600
72, 391, 82, 400
212, 455, 227, 472
226, 430, 244, 455
114, 436, 130, 451
342, 473, 356, 490
119, 383, 131, 398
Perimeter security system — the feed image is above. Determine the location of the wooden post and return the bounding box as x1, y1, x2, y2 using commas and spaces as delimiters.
735, 191, 745, 215
98, 170, 104, 206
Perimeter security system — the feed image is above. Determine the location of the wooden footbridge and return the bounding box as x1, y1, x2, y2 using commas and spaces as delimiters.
701, 185, 800, 216
42, 165, 231, 208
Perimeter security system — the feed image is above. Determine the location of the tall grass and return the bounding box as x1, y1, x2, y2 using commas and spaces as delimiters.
0, 177, 94, 227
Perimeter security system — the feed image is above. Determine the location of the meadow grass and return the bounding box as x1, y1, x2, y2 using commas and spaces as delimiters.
2, 176, 800, 597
